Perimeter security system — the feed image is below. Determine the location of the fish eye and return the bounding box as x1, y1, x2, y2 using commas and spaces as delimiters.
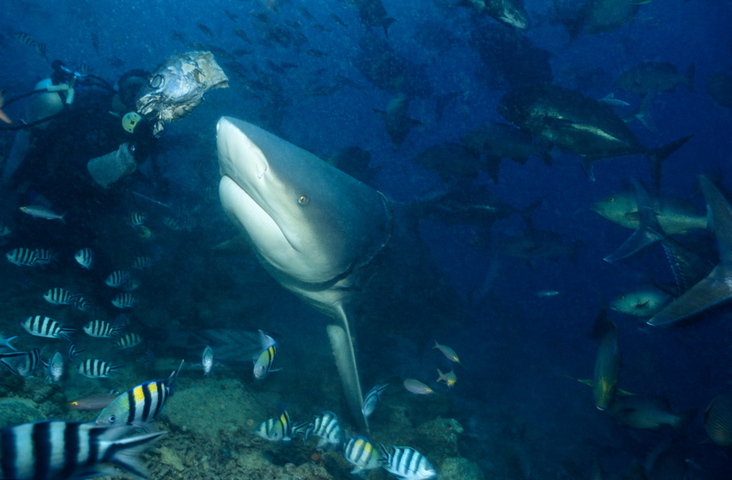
108, 415, 116, 424
608, 197, 615, 202
149, 74, 165, 89
298, 195, 309, 205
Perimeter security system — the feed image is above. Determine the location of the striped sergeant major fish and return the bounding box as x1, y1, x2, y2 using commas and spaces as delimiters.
362, 383, 388, 418
13, 32, 49, 61
112, 292, 137, 309
96, 360, 184, 428
21, 315, 74, 340
254, 409, 309, 442
77, 359, 119, 378
6, 248, 40, 267
105, 270, 132, 288
343, 435, 383, 475
379, 445, 438, 480
253, 329, 280, 380
33, 249, 56, 265
0, 420, 165, 480
71, 295, 93, 313
115, 332, 142, 349
305, 411, 343, 448
83, 319, 119, 338
43, 287, 78, 305
131, 256, 153, 270
74, 248, 94, 269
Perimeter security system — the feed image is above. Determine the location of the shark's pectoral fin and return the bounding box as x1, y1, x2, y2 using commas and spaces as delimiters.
326, 306, 368, 435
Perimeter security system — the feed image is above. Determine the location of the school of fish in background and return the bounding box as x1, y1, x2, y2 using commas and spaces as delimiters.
2, 0, 732, 478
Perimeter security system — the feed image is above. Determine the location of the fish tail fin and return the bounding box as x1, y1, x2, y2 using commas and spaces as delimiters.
102, 429, 167, 480
633, 92, 659, 134
4, 336, 18, 351
382, 18, 397, 37
647, 134, 693, 196
604, 178, 664, 262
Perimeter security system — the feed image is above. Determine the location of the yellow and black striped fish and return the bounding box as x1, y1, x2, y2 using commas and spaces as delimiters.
96, 360, 184, 427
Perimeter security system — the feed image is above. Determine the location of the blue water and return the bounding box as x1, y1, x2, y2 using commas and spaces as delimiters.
1, 0, 732, 478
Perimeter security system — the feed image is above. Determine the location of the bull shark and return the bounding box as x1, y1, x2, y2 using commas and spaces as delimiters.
217, 116, 394, 433
648, 176, 732, 326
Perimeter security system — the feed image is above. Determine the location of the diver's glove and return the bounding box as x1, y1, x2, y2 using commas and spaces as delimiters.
87, 143, 136, 188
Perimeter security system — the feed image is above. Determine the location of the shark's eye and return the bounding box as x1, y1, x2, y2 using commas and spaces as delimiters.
298, 195, 309, 205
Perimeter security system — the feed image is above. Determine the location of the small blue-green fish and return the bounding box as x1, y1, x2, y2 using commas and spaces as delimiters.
74, 248, 94, 269
433, 340, 461, 365
362, 383, 388, 418
0, 222, 10, 236
306, 411, 343, 448
77, 358, 119, 378
535, 289, 561, 297
253, 329, 279, 380
403, 378, 434, 395
96, 360, 184, 427
21, 315, 74, 340
380, 445, 438, 480
44, 351, 64, 384
111, 292, 137, 309
19, 205, 65, 222
343, 436, 383, 474
115, 332, 142, 349
255, 409, 295, 442
0, 420, 165, 480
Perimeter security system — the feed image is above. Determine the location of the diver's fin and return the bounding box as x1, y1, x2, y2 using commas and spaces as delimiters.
327, 305, 368, 435
604, 179, 664, 262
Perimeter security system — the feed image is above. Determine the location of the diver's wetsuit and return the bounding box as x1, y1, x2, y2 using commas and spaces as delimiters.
7, 83, 155, 244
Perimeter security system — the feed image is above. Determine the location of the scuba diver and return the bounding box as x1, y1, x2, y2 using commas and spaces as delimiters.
1, 60, 156, 219
0, 52, 228, 231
